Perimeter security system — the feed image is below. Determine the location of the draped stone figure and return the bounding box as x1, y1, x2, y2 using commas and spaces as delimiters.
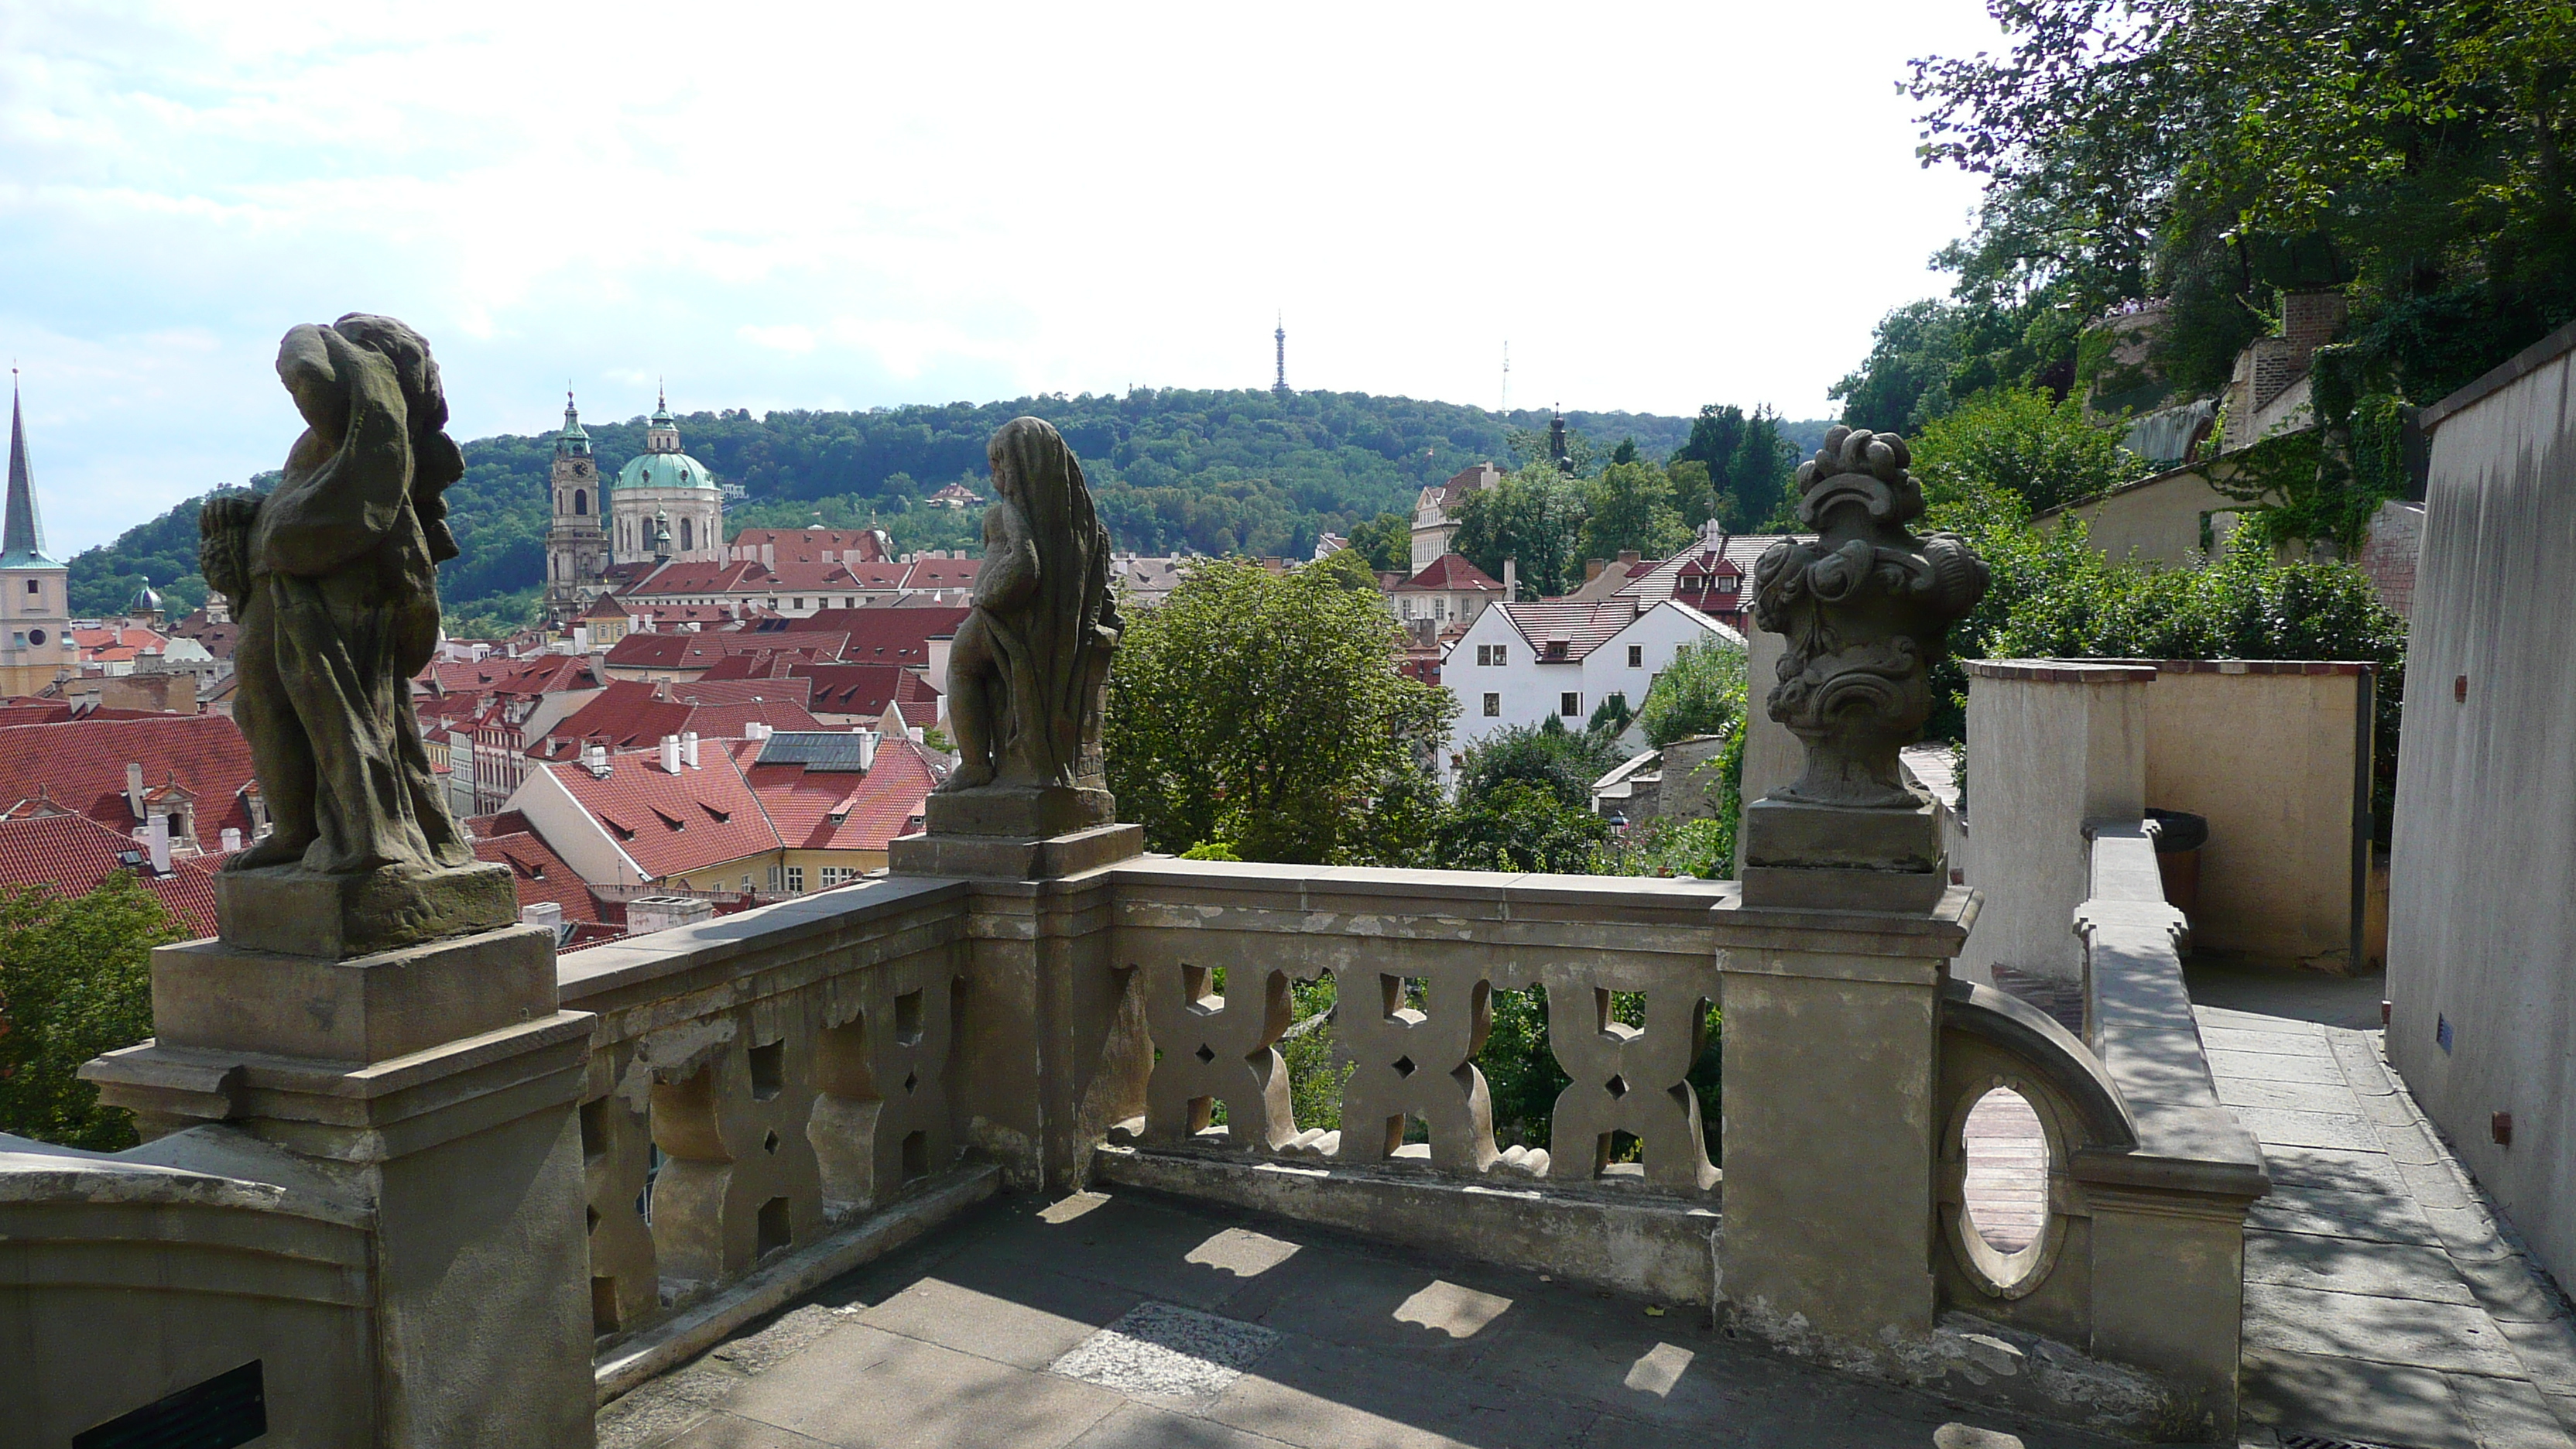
933, 417, 1122, 832
199, 315, 510, 954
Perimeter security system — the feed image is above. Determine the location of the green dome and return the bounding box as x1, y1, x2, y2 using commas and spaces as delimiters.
617, 451, 718, 490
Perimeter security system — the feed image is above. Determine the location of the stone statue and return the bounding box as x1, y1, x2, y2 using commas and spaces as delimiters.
1739, 426, 1987, 907
935, 417, 1122, 824
198, 315, 510, 955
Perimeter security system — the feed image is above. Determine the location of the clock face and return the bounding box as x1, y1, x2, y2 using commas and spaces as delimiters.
26, 629, 44, 645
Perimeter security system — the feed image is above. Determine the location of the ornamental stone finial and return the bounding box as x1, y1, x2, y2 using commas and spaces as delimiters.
1739, 425, 1988, 909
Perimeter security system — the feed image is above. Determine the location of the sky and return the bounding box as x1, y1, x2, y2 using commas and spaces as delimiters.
0, 2, 2007, 555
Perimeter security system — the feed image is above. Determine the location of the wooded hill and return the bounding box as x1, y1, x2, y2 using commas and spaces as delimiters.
70, 389, 1827, 635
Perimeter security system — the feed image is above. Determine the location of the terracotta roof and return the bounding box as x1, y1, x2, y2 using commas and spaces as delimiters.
1395, 554, 1504, 593
72, 624, 170, 653
531, 680, 824, 759
420, 655, 600, 699
168, 609, 240, 659
666, 677, 815, 709
697, 649, 816, 681
0, 812, 221, 935
790, 663, 943, 717
537, 745, 783, 881
473, 829, 605, 925
619, 560, 773, 597
0, 701, 72, 728
727, 528, 891, 564
794, 607, 968, 669
1613, 526, 1811, 611
1565, 552, 1662, 601
0, 713, 259, 840
1421, 462, 1502, 513
1494, 599, 1653, 663
900, 557, 981, 592
738, 735, 943, 851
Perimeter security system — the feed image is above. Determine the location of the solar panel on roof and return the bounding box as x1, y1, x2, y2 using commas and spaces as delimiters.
757, 731, 875, 769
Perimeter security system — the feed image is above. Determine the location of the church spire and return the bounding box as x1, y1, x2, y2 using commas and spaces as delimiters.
3, 370, 55, 567
557, 385, 591, 456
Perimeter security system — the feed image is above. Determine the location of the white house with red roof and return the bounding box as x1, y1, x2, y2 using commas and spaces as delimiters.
1444, 596, 1744, 774
1389, 553, 1506, 630
1411, 463, 1503, 571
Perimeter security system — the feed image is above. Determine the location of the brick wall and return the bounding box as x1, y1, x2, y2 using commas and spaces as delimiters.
2354, 499, 2424, 619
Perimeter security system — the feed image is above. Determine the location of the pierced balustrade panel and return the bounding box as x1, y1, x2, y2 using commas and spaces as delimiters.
574, 937, 968, 1342
1126, 928, 1719, 1194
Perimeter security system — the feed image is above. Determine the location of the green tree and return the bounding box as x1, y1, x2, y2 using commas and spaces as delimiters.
1910, 389, 2141, 516
1452, 718, 1625, 814
1575, 461, 1690, 566
1345, 510, 1412, 574
0, 874, 183, 1149
1451, 464, 1588, 599
1833, 301, 1975, 433
1105, 558, 1452, 865
1430, 779, 1613, 872
1637, 640, 1749, 750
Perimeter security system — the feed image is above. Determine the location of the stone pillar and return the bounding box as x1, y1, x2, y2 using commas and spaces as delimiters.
1713, 892, 1974, 1356
1961, 661, 2154, 983
86, 923, 598, 1447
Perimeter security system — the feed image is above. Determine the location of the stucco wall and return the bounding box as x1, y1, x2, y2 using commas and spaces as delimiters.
2387, 334, 2576, 1287
2035, 464, 2248, 567
2138, 663, 2368, 966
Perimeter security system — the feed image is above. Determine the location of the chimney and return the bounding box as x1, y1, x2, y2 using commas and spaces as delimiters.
573, 625, 591, 653
1502, 558, 1519, 600
1616, 550, 1640, 565
628, 895, 714, 936
125, 762, 147, 818
146, 814, 172, 874
584, 743, 611, 777
519, 901, 564, 931
660, 734, 681, 773
220, 826, 243, 852
682, 731, 701, 769
858, 729, 879, 772
1585, 558, 1607, 583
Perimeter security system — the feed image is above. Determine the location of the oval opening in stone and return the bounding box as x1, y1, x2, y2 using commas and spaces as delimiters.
1962, 1086, 2047, 1254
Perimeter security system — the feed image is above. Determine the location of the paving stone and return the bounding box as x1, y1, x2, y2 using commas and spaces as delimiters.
663, 1413, 839, 1448
1218, 1245, 1518, 1374
711, 1305, 845, 1377
2241, 1345, 2478, 1449
2215, 1075, 2366, 1115
2249, 1185, 2445, 1245
1050, 1300, 1283, 1406
2496, 1317, 2576, 1396
2259, 1145, 2410, 1197
2242, 1283, 2526, 1376
724, 1322, 1125, 1448
2451, 1252, 2576, 1324
2201, 1026, 2337, 1058
2446, 1370, 2576, 1449
2242, 1230, 2478, 1304
2227, 1107, 2382, 1153
974, 1197, 1283, 1313
1184, 1227, 1306, 1280
860, 1269, 1139, 1369
1208, 1334, 1599, 1449
2206, 1049, 2349, 1084
1066, 1403, 1297, 1449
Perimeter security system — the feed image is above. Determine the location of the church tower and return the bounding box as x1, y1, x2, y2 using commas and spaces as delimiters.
610, 387, 724, 567
542, 391, 611, 624
0, 373, 72, 696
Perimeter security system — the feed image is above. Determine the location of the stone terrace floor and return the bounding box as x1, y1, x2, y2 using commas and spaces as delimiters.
600, 1187, 2125, 1449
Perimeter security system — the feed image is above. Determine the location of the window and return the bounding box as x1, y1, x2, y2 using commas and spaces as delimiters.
820, 865, 855, 887
1560, 692, 1581, 717
785, 866, 805, 893
573, 488, 588, 516
1482, 693, 1501, 718
766, 865, 784, 891
793, 599, 805, 611
22, 580, 35, 594
680, 517, 694, 552
1627, 645, 1643, 668
1492, 644, 1506, 666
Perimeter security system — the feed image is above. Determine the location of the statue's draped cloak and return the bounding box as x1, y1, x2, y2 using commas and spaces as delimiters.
975, 421, 1118, 790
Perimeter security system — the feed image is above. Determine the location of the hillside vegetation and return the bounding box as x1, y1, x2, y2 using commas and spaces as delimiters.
70, 389, 1827, 634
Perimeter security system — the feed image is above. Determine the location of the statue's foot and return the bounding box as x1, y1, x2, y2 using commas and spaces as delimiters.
940, 763, 995, 792
224, 835, 311, 871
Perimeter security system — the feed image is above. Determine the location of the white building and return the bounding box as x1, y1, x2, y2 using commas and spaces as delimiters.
1444, 598, 1744, 772
1389, 553, 1505, 630
1410, 463, 1502, 572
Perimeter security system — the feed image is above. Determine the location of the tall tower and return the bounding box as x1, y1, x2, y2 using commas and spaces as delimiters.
0, 372, 73, 695
1273, 313, 1287, 397
542, 390, 611, 625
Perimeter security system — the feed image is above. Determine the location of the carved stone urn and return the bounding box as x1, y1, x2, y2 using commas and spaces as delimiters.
1739, 426, 1988, 909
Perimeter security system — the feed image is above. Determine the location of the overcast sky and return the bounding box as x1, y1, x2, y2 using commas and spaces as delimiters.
2, 2, 2006, 554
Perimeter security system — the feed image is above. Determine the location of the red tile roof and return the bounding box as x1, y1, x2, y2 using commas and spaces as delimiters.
0, 812, 221, 935
420, 655, 600, 699
794, 607, 968, 670
536, 746, 782, 881
0, 714, 259, 841
738, 735, 943, 851
790, 663, 942, 718
473, 829, 605, 925
1396, 554, 1504, 593
1495, 599, 1653, 663
1613, 528, 1810, 611
529, 680, 824, 759
727, 528, 892, 564
666, 677, 815, 709
900, 557, 982, 592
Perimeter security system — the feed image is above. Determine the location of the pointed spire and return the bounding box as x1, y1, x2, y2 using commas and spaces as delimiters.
4, 369, 57, 567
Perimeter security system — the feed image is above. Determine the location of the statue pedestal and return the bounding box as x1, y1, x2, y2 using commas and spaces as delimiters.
889, 821, 1142, 880
84, 920, 596, 1446
921, 784, 1116, 838
213, 859, 516, 958
1739, 796, 1947, 910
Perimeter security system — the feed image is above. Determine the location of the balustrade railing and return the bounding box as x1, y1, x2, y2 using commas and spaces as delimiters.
557, 879, 974, 1343
1114, 862, 1727, 1196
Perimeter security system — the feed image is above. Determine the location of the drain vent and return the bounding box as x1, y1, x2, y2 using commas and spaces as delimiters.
2280, 1434, 2423, 1449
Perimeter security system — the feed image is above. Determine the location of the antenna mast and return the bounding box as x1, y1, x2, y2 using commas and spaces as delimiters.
1501, 341, 1510, 414
1273, 312, 1287, 396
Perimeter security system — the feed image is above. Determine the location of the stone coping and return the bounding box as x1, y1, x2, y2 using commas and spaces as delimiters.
2418, 310, 2576, 433
2074, 826, 2270, 1198
0, 1123, 370, 1228
558, 875, 970, 1008
1970, 656, 2371, 680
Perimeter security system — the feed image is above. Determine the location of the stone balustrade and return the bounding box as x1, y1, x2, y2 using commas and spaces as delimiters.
555, 878, 977, 1344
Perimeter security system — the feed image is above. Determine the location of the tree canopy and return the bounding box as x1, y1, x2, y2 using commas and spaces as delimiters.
0, 873, 180, 1150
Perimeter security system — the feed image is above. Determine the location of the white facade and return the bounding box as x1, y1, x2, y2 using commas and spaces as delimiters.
1444, 599, 1743, 772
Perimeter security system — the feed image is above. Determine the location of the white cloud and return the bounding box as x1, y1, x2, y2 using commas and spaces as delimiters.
0, 0, 2002, 551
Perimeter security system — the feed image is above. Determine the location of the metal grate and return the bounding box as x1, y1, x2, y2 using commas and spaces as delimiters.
2280, 1434, 2425, 1449
74, 1360, 265, 1448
